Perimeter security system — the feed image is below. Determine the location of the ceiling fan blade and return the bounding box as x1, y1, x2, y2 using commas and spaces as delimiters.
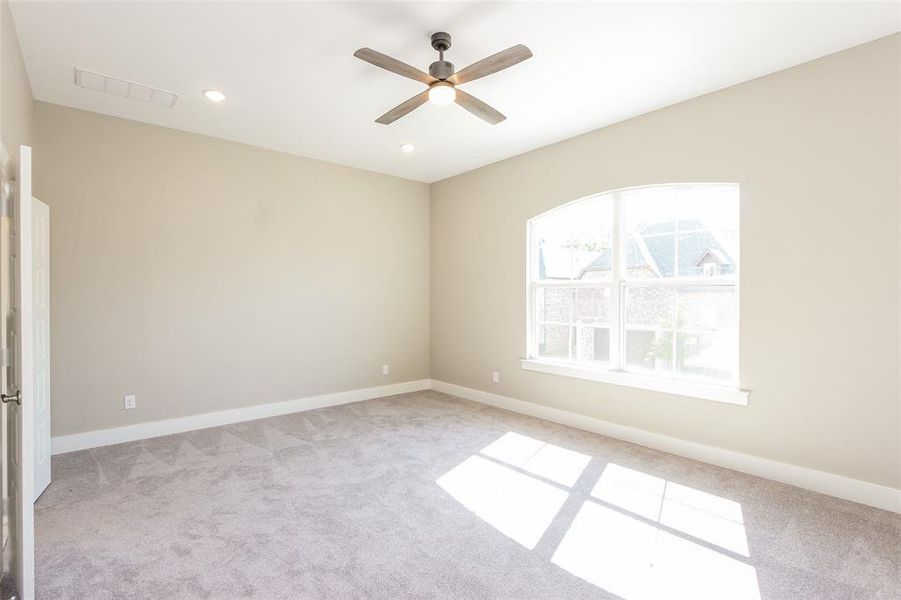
375, 90, 430, 124
448, 44, 532, 85
454, 89, 506, 125
354, 48, 435, 85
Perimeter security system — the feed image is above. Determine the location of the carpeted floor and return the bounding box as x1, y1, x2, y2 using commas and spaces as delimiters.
37, 390, 899, 599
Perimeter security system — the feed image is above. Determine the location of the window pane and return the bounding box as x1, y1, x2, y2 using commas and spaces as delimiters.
625, 286, 674, 329
575, 287, 610, 326
575, 326, 610, 363
622, 185, 738, 281
678, 231, 736, 279
537, 287, 571, 324
675, 331, 736, 383
625, 286, 676, 375
538, 324, 570, 360
532, 196, 613, 281
676, 286, 737, 383
625, 329, 672, 373
674, 186, 740, 271
677, 286, 737, 332
570, 198, 614, 282
622, 186, 676, 280
642, 233, 676, 278
533, 209, 572, 281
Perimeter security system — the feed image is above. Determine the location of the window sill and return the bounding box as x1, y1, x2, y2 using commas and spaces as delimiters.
520, 359, 749, 406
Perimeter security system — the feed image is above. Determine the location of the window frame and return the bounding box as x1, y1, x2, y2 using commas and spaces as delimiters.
524, 184, 748, 406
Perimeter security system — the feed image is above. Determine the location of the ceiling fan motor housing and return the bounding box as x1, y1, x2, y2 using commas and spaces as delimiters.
429, 60, 455, 80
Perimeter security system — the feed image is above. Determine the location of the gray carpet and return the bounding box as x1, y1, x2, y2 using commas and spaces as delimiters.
37, 390, 899, 599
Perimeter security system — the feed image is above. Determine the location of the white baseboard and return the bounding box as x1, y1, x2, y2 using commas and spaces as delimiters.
51, 379, 431, 455
51, 376, 899, 514
430, 379, 901, 514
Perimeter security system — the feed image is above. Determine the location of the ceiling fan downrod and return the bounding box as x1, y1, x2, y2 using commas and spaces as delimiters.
429, 31, 455, 81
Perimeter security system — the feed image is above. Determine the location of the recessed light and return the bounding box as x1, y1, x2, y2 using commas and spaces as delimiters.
399, 143, 415, 153
202, 89, 226, 103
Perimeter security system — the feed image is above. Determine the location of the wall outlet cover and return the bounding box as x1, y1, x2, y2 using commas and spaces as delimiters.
123, 394, 136, 410
382, 364, 390, 375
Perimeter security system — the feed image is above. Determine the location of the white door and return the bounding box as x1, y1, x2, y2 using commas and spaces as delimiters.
32, 198, 50, 501
4, 145, 36, 599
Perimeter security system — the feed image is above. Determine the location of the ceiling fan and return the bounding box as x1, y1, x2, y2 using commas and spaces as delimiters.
353, 32, 532, 125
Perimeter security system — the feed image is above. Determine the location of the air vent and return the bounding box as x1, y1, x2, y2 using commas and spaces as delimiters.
74, 68, 179, 108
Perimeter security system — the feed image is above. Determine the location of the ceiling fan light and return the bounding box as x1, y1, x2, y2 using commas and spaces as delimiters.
428, 83, 456, 106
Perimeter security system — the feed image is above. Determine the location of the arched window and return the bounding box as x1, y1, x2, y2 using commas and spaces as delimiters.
524, 183, 743, 403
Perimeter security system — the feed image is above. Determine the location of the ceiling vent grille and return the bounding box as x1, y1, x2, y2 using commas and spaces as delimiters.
74, 68, 179, 108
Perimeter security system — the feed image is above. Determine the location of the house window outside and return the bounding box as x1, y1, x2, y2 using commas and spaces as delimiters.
702, 261, 720, 277
527, 184, 740, 387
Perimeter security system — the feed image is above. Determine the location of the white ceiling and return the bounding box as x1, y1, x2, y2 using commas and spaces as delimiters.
10, 1, 900, 183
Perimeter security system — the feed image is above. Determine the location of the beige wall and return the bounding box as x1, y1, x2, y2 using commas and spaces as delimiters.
430, 35, 901, 488
34, 102, 429, 436
0, 0, 32, 163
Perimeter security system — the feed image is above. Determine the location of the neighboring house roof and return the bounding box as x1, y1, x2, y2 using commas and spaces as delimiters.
695, 248, 728, 266
538, 218, 735, 280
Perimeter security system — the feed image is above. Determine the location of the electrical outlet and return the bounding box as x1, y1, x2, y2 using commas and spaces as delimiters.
123, 394, 136, 410
382, 364, 390, 375
492, 371, 500, 384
